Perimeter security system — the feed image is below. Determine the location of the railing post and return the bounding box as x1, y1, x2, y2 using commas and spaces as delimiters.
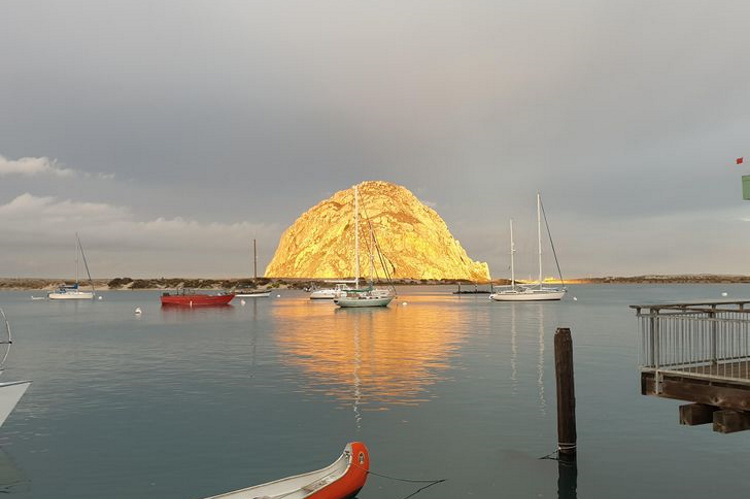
650, 309, 659, 369
710, 305, 717, 366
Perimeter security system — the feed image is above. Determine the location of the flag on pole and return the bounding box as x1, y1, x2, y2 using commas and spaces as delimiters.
737, 157, 744, 165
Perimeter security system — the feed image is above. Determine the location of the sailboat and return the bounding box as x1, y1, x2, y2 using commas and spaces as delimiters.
48, 233, 96, 300
309, 281, 356, 300
333, 184, 396, 308
235, 239, 271, 298
490, 193, 566, 302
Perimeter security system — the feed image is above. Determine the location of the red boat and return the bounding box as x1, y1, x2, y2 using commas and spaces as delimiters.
203, 442, 369, 499
160, 290, 235, 307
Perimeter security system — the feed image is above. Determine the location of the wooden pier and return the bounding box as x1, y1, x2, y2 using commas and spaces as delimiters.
632, 300, 750, 433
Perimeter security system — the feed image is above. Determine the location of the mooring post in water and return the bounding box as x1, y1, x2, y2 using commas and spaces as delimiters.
555, 327, 577, 460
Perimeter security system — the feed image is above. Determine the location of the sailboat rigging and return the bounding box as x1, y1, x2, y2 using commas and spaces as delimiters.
490, 193, 566, 302
333, 184, 396, 308
48, 233, 96, 300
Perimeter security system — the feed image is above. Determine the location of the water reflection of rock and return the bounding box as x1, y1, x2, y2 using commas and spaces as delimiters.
273, 296, 468, 411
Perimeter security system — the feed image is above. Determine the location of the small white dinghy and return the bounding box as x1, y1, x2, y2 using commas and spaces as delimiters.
202, 442, 369, 499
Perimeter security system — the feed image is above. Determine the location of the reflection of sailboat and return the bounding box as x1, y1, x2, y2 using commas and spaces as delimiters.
0, 447, 28, 493
334, 184, 396, 308
537, 304, 546, 416
510, 304, 518, 396
48, 233, 96, 300
0, 310, 31, 428
352, 312, 363, 429
490, 193, 566, 301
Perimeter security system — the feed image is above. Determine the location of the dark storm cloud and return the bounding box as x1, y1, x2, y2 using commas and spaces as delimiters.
1, 1, 749, 277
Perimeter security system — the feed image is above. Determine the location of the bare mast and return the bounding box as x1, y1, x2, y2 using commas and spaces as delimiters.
536, 192, 543, 286
354, 185, 360, 288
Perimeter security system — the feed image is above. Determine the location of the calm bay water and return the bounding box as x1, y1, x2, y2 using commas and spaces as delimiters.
0, 285, 749, 498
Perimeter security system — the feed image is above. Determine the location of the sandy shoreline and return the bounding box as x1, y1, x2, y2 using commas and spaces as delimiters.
2, 274, 750, 291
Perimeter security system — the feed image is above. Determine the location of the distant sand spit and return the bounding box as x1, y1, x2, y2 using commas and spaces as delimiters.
3, 275, 750, 291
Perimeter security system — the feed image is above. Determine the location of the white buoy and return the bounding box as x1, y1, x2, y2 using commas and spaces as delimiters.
402, 302, 408, 306
135, 307, 142, 315
98, 296, 103, 300
722, 292, 728, 297
241, 299, 246, 305
573, 297, 578, 301
276, 294, 281, 298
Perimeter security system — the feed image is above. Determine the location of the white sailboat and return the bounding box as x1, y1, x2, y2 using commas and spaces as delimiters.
0, 310, 31, 428
333, 184, 396, 308
48, 233, 96, 300
490, 193, 566, 302
309, 281, 357, 299
235, 239, 271, 298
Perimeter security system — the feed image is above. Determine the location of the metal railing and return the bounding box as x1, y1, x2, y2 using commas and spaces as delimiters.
631, 300, 750, 383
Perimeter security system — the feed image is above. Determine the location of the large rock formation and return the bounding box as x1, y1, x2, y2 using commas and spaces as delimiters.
265, 181, 490, 281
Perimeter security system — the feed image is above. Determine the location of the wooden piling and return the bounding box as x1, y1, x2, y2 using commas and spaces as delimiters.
557, 458, 578, 499
555, 327, 577, 460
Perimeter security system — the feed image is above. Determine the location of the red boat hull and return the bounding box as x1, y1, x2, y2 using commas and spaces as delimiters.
310, 442, 369, 499
160, 293, 235, 307
201, 442, 369, 499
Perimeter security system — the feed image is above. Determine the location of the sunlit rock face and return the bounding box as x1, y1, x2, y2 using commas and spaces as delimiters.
265, 181, 490, 281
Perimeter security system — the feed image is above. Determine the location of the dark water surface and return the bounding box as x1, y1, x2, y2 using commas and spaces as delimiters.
0, 285, 749, 498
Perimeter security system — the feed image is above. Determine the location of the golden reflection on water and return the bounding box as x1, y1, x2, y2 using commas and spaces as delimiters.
272, 294, 470, 412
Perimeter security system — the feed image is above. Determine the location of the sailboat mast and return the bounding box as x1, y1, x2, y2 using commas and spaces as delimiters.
253, 238, 257, 279
537, 192, 543, 285
76, 233, 95, 293
354, 185, 360, 288
74, 237, 79, 284
369, 221, 375, 285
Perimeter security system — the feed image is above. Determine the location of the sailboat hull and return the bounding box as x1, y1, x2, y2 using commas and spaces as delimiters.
48, 290, 95, 300
334, 295, 395, 308
490, 288, 566, 301
0, 381, 31, 427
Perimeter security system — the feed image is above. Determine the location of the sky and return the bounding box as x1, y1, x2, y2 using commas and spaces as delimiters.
2, 0, 750, 280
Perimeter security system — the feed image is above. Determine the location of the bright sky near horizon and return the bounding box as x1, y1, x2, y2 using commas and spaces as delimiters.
2, 1, 750, 279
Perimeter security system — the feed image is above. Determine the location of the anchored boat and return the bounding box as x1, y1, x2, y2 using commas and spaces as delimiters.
160, 289, 235, 307
333, 184, 396, 308
202, 442, 369, 499
309, 282, 356, 300
48, 233, 96, 300
490, 192, 566, 302
234, 287, 271, 298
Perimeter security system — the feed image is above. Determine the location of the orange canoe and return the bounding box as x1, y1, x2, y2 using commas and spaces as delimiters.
203, 442, 369, 499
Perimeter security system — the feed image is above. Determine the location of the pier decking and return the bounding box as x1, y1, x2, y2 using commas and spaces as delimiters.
632, 300, 750, 433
